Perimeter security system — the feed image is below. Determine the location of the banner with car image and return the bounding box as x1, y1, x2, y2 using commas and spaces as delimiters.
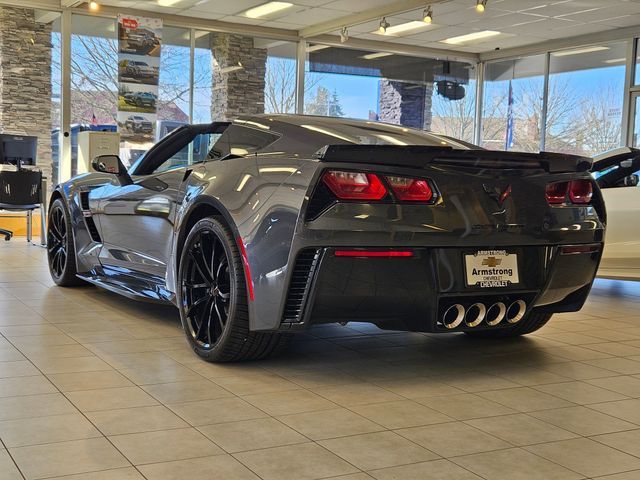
117, 14, 161, 143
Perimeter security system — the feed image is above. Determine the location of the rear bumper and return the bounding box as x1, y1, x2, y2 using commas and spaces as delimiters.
278, 244, 602, 333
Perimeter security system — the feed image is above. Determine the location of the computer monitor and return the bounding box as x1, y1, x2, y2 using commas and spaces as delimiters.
0, 134, 37, 169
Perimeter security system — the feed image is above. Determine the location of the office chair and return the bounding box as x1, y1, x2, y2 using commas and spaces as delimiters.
0, 170, 42, 242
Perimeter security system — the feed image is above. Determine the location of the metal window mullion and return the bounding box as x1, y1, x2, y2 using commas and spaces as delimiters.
295, 40, 306, 114
539, 51, 550, 152
189, 28, 195, 123
59, 9, 72, 183
623, 38, 636, 146
474, 61, 484, 146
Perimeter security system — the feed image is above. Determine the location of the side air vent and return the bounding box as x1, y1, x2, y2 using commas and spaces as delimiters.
282, 249, 321, 324
79, 191, 102, 243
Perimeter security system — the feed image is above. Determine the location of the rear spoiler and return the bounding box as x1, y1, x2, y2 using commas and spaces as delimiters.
314, 145, 592, 174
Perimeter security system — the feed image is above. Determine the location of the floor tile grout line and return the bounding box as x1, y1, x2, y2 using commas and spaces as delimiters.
0, 436, 26, 480
0, 331, 153, 480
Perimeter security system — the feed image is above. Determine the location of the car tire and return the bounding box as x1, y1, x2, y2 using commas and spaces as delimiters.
464, 310, 552, 338
177, 216, 291, 362
47, 198, 84, 287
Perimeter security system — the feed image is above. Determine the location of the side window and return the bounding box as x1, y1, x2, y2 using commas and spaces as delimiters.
153, 133, 221, 174
209, 125, 279, 159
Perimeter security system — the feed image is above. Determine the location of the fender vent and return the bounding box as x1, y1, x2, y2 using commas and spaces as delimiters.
80, 191, 101, 243
282, 249, 321, 324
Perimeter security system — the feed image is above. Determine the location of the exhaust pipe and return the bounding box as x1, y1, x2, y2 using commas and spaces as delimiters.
506, 300, 527, 324
486, 302, 506, 326
464, 303, 486, 327
442, 304, 465, 329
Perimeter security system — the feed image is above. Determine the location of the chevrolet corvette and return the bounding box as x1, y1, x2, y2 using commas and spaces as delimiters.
47, 115, 605, 361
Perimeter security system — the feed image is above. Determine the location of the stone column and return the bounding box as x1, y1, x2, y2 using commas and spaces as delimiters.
378, 80, 434, 131
210, 33, 267, 121
0, 7, 53, 182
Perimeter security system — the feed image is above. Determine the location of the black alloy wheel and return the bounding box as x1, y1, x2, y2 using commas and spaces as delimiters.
181, 227, 233, 349
47, 198, 82, 286
178, 217, 291, 362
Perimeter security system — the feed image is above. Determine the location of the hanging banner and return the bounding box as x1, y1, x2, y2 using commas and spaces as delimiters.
117, 14, 162, 144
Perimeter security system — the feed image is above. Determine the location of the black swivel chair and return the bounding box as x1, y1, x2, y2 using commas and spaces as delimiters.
0, 170, 43, 242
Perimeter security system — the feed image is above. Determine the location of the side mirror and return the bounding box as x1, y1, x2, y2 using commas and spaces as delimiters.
92, 155, 133, 186
623, 174, 639, 187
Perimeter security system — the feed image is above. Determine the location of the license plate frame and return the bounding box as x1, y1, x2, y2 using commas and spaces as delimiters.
464, 249, 520, 288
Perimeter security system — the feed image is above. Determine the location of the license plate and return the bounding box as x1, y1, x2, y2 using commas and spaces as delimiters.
465, 250, 519, 288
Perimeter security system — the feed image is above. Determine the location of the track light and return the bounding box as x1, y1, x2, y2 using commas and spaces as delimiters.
423, 6, 433, 24
476, 0, 487, 13
340, 26, 349, 43
378, 17, 390, 34
88, 0, 99, 11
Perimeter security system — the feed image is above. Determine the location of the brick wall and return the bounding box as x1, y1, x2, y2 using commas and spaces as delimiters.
0, 7, 52, 182
210, 33, 267, 121
378, 80, 434, 131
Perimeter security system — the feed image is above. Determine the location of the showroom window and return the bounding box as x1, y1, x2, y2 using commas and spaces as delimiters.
546, 42, 626, 157
481, 55, 545, 152
304, 46, 476, 141
157, 26, 191, 132
264, 40, 297, 114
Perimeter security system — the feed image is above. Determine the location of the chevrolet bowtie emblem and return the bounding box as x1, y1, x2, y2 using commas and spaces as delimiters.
482, 256, 502, 268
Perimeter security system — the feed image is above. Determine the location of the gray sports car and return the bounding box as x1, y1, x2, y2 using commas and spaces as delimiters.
47, 115, 605, 362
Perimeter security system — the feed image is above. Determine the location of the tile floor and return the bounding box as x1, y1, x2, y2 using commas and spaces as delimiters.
1, 240, 640, 479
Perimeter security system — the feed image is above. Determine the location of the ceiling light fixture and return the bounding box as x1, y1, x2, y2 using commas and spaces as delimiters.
373, 20, 429, 36
157, 0, 182, 6
340, 27, 349, 43
423, 5, 433, 24
88, 0, 99, 11
244, 1, 293, 19
361, 52, 394, 60
442, 30, 501, 45
552, 46, 610, 57
378, 17, 390, 34
476, 0, 487, 13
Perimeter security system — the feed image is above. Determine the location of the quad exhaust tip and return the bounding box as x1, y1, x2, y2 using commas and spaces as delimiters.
507, 300, 527, 324
443, 304, 465, 329
486, 302, 506, 326
464, 303, 486, 327
442, 300, 526, 329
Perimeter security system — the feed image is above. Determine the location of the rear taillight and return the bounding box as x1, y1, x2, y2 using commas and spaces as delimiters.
546, 180, 592, 205
322, 170, 387, 200
545, 181, 568, 204
385, 176, 434, 202
568, 179, 593, 204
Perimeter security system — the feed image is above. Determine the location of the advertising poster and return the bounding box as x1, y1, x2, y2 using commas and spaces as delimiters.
117, 14, 162, 145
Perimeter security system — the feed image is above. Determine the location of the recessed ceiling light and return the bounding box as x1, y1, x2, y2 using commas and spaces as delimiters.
306, 44, 330, 52
244, 2, 294, 19
88, 0, 99, 11
552, 46, 610, 57
361, 52, 394, 60
603, 57, 626, 64
373, 20, 430, 36
157, 0, 182, 6
442, 30, 501, 45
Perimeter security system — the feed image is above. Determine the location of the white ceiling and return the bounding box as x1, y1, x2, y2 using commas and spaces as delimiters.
92, 0, 640, 53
